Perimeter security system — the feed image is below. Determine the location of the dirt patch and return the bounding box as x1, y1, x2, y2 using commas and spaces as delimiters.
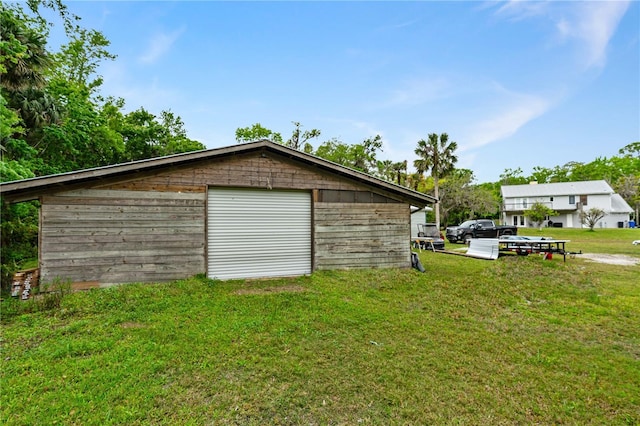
580, 253, 640, 266
234, 284, 307, 296
120, 322, 146, 329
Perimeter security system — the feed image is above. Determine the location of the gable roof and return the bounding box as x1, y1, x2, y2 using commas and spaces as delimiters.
501, 180, 614, 198
611, 193, 633, 213
0, 140, 436, 206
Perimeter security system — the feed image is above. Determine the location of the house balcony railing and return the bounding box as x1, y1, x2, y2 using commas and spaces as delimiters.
502, 201, 577, 212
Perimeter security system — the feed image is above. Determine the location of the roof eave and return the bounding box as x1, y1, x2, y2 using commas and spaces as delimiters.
0, 140, 436, 206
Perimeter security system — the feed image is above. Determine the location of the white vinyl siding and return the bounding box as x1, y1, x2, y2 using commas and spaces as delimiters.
207, 188, 311, 280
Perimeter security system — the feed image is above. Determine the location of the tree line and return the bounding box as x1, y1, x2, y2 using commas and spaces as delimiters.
234, 123, 639, 230
1, 2, 638, 286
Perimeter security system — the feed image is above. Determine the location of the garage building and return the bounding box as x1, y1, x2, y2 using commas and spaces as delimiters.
0, 140, 435, 286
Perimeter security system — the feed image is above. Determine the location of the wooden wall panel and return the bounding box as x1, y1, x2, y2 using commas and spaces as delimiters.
40, 189, 206, 286
37, 153, 418, 284
99, 153, 364, 193
314, 202, 411, 270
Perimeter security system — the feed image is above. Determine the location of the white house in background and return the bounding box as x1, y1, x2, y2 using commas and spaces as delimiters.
501, 180, 633, 229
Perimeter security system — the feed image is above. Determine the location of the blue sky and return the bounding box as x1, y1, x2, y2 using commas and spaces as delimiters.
48, 1, 639, 183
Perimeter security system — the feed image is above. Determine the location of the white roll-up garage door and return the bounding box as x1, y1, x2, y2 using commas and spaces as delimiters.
208, 188, 311, 280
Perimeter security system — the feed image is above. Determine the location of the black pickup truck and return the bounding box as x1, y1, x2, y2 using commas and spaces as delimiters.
445, 219, 517, 244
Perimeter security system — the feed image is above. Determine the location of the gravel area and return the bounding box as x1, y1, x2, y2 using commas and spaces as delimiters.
580, 253, 640, 266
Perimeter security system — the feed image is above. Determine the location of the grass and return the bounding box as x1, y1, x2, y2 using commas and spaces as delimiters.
1, 228, 639, 425
502, 227, 640, 257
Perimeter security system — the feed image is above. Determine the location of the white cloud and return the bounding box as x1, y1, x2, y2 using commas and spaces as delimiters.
320, 117, 383, 140
460, 87, 554, 152
139, 27, 186, 64
376, 18, 421, 32
493, 0, 549, 20
562, 1, 630, 69
556, 17, 570, 38
100, 62, 181, 113
457, 152, 477, 173
492, 0, 631, 69
378, 77, 451, 108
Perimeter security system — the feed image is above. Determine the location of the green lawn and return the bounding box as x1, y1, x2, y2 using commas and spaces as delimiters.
496, 227, 640, 257
1, 228, 639, 424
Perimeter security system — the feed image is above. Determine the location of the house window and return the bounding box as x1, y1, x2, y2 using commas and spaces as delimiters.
550, 197, 554, 202
517, 198, 527, 209
513, 216, 518, 226
580, 195, 588, 206
569, 195, 575, 204
520, 216, 525, 226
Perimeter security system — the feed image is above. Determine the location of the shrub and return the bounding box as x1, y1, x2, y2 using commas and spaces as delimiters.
580, 207, 605, 231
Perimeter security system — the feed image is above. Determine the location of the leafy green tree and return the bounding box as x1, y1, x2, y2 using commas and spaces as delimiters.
0, 159, 35, 182
580, 207, 605, 231
236, 121, 321, 152
120, 108, 204, 161
24, 0, 82, 36
545, 164, 573, 182
1, 4, 63, 152
414, 133, 458, 229
121, 108, 163, 160
529, 166, 555, 184
526, 150, 639, 186
0, 137, 38, 288
438, 169, 499, 227
618, 142, 640, 158
569, 157, 617, 183
615, 174, 640, 221
235, 123, 283, 144
499, 167, 528, 185
0, 94, 24, 152
524, 202, 557, 230
0, 95, 40, 288
352, 135, 382, 173
37, 80, 124, 173
286, 121, 320, 151
314, 135, 383, 174
50, 27, 116, 92
160, 110, 206, 154
0, 98, 37, 179
1, 5, 58, 175
406, 172, 427, 192
1, 4, 125, 175
314, 137, 348, 164
0, 199, 39, 288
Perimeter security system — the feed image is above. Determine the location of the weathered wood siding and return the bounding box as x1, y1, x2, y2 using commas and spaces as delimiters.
100, 152, 365, 193
40, 189, 206, 285
37, 151, 416, 284
314, 202, 410, 270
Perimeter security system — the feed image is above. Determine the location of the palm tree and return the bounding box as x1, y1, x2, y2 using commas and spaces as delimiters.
376, 159, 395, 182
0, 7, 51, 93
414, 133, 458, 230
392, 160, 407, 185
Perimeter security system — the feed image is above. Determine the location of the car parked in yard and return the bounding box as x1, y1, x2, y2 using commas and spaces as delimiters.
446, 219, 517, 244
